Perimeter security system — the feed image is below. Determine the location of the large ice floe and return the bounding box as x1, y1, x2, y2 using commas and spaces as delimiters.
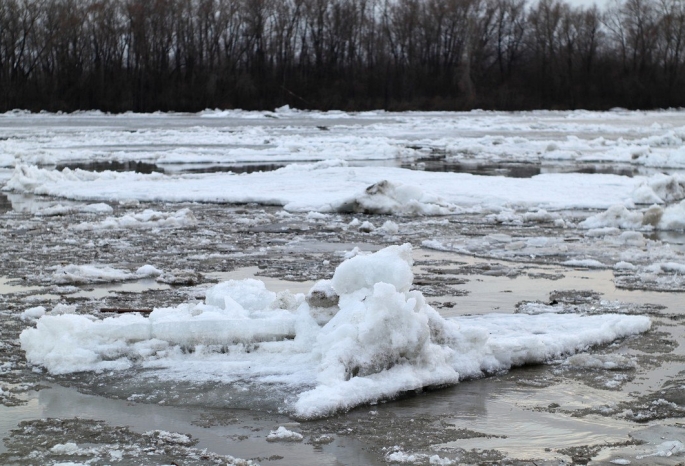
20, 245, 651, 419
5, 162, 644, 214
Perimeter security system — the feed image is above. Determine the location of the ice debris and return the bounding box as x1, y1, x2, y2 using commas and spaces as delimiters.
579, 202, 685, 231
335, 180, 460, 216
265, 426, 303, 442
52, 263, 162, 285
21, 244, 651, 419
72, 208, 197, 230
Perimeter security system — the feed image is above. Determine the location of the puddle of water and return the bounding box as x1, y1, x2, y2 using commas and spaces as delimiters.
415, 249, 685, 316
0, 384, 383, 465
0, 277, 43, 295
363, 368, 634, 461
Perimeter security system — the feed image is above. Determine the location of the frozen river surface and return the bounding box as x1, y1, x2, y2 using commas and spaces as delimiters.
2, 109, 685, 465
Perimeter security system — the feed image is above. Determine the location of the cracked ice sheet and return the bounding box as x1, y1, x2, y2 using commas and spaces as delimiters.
4, 109, 685, 170
20, 245, 651, 419
5, 162, 643, 213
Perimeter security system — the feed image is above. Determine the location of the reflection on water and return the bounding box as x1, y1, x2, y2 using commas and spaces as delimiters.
55, 160, 162, 174
166, 162, 287, 174
0, 276, 43, 295
406, 159, 676, 178
382, 373, 633, 462
0, 384, 384, 465
48, 156, 685, 179
416, 249, 685, 316
0, 193, 10, 214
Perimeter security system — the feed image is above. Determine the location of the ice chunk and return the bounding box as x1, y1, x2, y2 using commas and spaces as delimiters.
335, 180, 459, 216
20, 244, 652, 419
637, 440, 685, 458
331, 243, 413, 294
380, 220, 399, 235
20, 306, 46, 321
632, 185, 663, 204
579, 205, 644, 230
306, 280, 339, 308
205, 279, 277, 313
50, 442, 81, 455
562, 259, 606, 268
266, 426, 303, 442
136, 264, 163, 277
53, 264, 135, 284
72, 208, 197, 230
634, 174, 685, 204
659, 200, 685, 230
80, 203, 113, 214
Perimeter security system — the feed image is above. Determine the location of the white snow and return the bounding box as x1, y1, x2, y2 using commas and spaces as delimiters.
80, 203, 114, 214
72, 208, 197, 230
660, 200, 685, 230
562, 259, 606, 268
4, 163, 646, 215
50, 263, 163, 285
50, 443, 81, 455
265, 426, 304, 442
20, 306, 46, 321
20, 245, 651, 419
579, 205, 644, 230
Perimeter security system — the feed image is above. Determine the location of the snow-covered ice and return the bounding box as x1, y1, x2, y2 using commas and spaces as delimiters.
4, 109, 685, 171
52, 264, 162, 285
71, 208, 197, 230
3, 163, 647, 214
21, 245, 651, 418
266, 426, 304, 442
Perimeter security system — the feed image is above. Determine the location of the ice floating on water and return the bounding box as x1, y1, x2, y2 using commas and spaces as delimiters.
5, 163, 645, 215
265, 426, 303, 442
72, 208, 197, 230
52, 263, 162, 284
637, 440, 685, 459
580, 201, 685, 231
335, 180, 460, 216
21, 245, 651, 418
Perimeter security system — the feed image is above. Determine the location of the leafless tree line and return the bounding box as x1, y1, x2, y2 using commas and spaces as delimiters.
1, 0, 684, 112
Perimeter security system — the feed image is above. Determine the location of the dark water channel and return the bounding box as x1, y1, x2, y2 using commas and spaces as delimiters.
54, 158, 680, 179
0, 193, 10, 214
55, 160, 162, 174
404, 159, 665, 178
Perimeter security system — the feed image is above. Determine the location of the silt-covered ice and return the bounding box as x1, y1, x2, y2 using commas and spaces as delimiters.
20, 245, 651, 418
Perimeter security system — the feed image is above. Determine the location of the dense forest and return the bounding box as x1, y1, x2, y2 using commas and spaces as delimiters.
1, 0, 683, 112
